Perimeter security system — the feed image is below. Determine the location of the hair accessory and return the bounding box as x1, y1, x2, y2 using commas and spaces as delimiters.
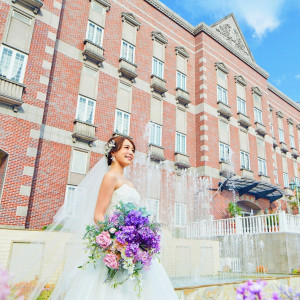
104, 140, 116, 158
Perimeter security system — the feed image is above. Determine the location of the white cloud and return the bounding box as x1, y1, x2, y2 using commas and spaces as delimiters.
295, 74, 300, 79
173, 0, 286, 38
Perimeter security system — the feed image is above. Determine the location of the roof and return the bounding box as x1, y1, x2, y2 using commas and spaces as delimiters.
220, 177, 285, 203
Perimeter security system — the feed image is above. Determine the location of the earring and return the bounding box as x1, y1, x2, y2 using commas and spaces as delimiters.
111, 155, 115, 162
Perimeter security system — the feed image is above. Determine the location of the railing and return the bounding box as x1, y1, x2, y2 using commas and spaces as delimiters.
186, 212, 300, 238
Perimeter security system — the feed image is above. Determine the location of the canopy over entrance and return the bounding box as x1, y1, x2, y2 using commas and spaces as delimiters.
220, 177, 285, 203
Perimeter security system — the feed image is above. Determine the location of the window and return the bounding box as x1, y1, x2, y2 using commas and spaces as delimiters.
175, 203, 186, 227
114, 110, 130, 136
0, 45, 27, 83
283, 173, 289, 188
290, 135, 295, 148
258, 158, 267, 176
176, 71, 186, 90
279, 129, 284, 143
146, 198, 159, 221
237, 97, 246, 115
274, 169, 278, 184
217, 85, 228, 105
64, 185, 77, 217
149, 122, 162, 147
71, 150, 88, 174
91, 1, 105, 14
254, 108, 263, 124
152, 58, 164, 79
86, 21, 103, 47
121, 40, 135, 63
270, 124, 274, 137
175, 132, 186, 155
219, 142, 230, 163
76, 96, 96, 124
0, 150, 8, 201
240, 151, 250, 170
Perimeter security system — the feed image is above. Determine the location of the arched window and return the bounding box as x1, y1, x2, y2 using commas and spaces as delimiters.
0, 149, 8, 200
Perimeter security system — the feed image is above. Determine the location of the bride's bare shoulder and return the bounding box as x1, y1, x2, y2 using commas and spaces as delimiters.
102, 171, 118, 185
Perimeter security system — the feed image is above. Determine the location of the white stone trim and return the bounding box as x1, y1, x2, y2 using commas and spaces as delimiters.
42, 60, 52, 70
47, 31, 57, 41
201, 145, 209, 151
23, 166, 34, 176
39, 75, 49, 86
45, 45, 54, 55
16, 206, 28, 217
36, 91, 46, 102
26, 147, 37, 158
53, 0, 62, 9
19, 185, 31, 196
200, 135, 208, 141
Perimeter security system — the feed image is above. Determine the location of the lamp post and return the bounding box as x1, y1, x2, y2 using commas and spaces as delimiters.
289, 179, 300, 214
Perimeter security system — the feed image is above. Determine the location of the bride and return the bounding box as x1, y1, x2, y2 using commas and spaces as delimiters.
24, 136, 178, 299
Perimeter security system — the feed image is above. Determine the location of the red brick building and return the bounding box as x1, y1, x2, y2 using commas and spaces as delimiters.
0, 0, 299, 230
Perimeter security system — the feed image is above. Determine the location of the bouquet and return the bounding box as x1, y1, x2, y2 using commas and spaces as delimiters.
80, 202, 161, 295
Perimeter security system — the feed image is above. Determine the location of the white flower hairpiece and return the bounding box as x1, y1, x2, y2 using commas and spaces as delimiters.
104, 140, 116, 158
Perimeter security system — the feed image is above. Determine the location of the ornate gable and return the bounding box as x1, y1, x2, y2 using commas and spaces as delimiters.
121, 12, 141, 29
175, 46, 189, 59
151, 31, 168, 45
234, 75, 247, 86
252, 86, 263, 96
211, 13, 254, 62
215, 62, 229, 74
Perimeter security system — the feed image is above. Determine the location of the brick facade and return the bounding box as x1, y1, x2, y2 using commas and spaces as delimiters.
0, 0, 299, 229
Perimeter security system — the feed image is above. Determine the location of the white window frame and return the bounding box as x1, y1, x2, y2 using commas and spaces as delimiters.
254, 108, 263, 124
240, 151, 250, 170
114, 109, 130, 136
75, 95, 96, 124
71, 150, 88, 174
270, 124, 274, 137
149, 122, 162, 147
146, 198, 159, 221
175, 132, 186, 155
176, 71, 186, 91
86, 21, 104, 47
283, 172, 289, 188
64, 185, 78, 217
217, 85, 228, 105
121, 40, 135, 63
237, 97, 246, 115
174, 202, 186, 227
0, 45, 28, 83
258, 158, 267, 176
290, 135, 295, 148
274, 169, 278, 185
219, 142, 230, 163
295, 177, 299, 187
152, 57, 164, 79
279, 129, 285, 143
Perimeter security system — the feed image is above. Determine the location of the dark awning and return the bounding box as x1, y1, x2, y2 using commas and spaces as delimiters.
219, 177, 285, 203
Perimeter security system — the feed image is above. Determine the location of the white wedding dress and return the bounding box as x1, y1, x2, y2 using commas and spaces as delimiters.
50, 184, 178, 300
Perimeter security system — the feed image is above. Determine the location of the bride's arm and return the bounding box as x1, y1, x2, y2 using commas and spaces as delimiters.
94, 173, 117, 224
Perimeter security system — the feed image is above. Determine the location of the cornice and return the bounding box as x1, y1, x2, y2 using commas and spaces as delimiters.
234, 75, 247, 86
252, 86, 263, 96
151, 31, 168, 45
215, 62, 229, 74
175, 46, 189, 59
92, 0, 111, 11
268, 83, 300, 112
144, 1, 269, 79
121, 12, 141, 29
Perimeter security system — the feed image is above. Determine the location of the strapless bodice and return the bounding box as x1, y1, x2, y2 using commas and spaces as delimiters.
106, 184, 140, 215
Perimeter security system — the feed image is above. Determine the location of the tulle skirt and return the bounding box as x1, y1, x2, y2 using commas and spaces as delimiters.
50, 258, 178, 300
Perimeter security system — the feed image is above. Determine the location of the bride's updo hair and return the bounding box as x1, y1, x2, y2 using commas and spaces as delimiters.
105, 136, 135, 166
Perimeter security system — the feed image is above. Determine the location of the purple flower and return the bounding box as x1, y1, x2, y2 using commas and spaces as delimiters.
135, 249, 152, 269
124, 210, 149, 228
115, 226, 138, 244
108, 213, 120, 226
125, 243, 139, 257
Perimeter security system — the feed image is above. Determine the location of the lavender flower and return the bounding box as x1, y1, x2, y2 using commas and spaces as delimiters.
124, 210, 149, 227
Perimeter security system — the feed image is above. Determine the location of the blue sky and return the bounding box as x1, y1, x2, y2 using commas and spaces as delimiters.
160, 0, 300, 104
